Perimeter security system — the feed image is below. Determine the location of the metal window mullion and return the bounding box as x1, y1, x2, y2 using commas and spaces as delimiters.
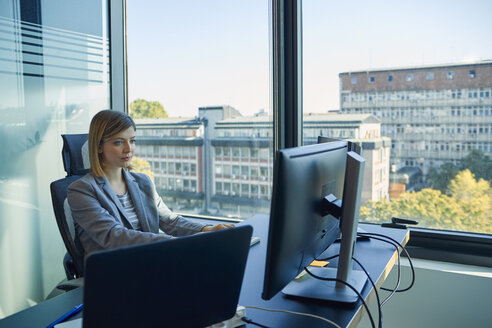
272, 0, 303, 156
110, 0, 127, 113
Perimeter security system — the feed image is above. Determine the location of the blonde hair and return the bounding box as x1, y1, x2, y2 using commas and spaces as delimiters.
88, 110, 136, 177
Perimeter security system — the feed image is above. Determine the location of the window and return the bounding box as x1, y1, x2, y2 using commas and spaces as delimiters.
351, 77, 357, 84
128, 1, 271, 219
303, 0, 492, 238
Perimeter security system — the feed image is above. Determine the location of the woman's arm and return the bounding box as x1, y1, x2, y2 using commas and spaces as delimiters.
151, 181, 207, 236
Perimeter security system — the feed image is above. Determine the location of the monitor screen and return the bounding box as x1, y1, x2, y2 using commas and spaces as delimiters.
261, 141, 348, 300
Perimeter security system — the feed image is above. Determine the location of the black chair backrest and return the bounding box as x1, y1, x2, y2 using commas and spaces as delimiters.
51, 175, 85, 278
51, 133, 90, 278
62, 134, 90, 176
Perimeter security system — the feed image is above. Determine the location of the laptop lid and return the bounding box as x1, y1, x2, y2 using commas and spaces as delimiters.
83, 225, 253, 328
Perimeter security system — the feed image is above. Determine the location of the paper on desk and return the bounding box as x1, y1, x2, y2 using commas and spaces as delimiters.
54, 318, 82, 328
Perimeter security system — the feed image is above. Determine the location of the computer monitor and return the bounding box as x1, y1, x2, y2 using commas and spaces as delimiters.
262, 140, 367, 303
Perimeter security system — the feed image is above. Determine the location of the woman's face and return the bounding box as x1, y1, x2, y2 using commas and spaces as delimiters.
98, 126, 136, 171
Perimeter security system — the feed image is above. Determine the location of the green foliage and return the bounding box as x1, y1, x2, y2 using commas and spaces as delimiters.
427, 150, 492, 193
460, 149, 492, 181
427, 162, 459, 193
129, 98, 168, 119
361, 169, 492, 234
130, 156, 154, 181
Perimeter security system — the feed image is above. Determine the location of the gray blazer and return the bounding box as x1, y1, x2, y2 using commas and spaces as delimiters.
67, 169, 205, 255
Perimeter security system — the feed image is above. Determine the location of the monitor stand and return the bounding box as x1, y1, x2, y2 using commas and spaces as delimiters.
282, 267, 367, 303
283, 151, 368, 304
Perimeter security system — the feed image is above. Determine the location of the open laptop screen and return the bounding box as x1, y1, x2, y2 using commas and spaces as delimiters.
83, 225, 252, 328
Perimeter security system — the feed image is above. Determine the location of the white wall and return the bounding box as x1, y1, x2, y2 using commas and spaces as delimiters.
359, 259, 492, 328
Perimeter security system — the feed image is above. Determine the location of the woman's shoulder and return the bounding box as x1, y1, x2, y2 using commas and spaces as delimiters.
68, 172, 99, 190
126, 170, 153, 186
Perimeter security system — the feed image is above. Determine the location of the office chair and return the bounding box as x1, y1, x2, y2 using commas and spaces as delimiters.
49, 134, 89, 294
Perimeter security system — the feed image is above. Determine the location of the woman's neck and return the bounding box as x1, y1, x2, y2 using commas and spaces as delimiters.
103, 167, 127, 195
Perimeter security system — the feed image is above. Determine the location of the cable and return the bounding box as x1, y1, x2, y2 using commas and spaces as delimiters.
357, 234, 402, 304
358, 232, 415, 292
304, 267, 376, 328
244, 305, 342, 328
315, 253, 340, 262
352, 257, 382, 328
360, 234, 402, 306
313, 253, 382, 326
241, 316, 271, 328
314, 252, 382, 326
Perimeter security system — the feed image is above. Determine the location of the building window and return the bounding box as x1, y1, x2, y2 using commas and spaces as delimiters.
426, 72, 434, 80
469, 70, 476, 78
369, 76, 375, 83
351, 77, 357, 84
387, 75, 393, 82
406, 73, 414, 82
447, 71, 455, 80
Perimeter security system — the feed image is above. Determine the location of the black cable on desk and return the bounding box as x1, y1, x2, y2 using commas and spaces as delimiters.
358, 232, 416, 293
315, 253, 339, 262
359, 234, 402, 306
352, 257, 382, 328
241, 316, 271, 328
304, 266, 376, 328
313, 253, 382, 327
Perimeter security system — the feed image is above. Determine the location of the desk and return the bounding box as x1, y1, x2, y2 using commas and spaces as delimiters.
0, 215, 408, 328
237, 215, 409, 328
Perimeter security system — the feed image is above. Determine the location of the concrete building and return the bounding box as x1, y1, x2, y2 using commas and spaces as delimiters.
339, 60, 492, 177
135, 108, 389, 218
303, 113, 391, 204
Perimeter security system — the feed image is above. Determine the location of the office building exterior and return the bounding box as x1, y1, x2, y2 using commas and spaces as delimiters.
134, 108, 390, 218
339, 61, 492, 177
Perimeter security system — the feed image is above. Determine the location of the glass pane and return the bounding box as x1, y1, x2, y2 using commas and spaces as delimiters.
127, 1, 272, 219
0, 0, 110, 316
303, 1, 492, 234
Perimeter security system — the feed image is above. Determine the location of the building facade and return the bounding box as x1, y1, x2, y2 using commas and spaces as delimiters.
303, 113, 391, 204
135, 107, 389, 218
339, 61, 492, 177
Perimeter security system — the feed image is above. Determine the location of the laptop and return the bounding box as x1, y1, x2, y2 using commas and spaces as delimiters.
80, 225, 252, 328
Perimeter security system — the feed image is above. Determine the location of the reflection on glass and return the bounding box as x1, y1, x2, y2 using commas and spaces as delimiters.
0, 0, 110, 317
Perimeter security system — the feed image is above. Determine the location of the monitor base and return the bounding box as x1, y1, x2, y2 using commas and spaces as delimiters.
282, 266, 368, 304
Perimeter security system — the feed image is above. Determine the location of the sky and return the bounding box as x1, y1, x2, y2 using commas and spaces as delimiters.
127, 0, 492, 117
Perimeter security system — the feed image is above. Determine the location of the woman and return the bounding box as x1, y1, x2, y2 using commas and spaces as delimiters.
68, 110, 233, 256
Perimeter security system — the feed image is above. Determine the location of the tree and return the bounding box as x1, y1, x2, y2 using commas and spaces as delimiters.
129, 98, 168, 119
131, 157, 154, 181
426, 162, 459, 193
361, 169, 492, 234
460, 150, 492, 182
448, 170, 491, 229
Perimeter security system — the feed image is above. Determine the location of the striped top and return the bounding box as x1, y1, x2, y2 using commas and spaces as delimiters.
116, 192, 141, 231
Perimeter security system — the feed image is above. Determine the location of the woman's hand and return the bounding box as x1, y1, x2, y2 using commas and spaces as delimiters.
201, 223, 235, 232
